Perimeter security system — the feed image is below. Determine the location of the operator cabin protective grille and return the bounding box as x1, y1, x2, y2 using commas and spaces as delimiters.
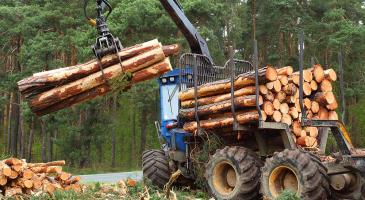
178, 53, 254, 91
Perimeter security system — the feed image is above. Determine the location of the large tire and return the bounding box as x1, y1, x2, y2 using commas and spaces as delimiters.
142, 149, 170, 188
330, 172, 364, 200
261, 149, 330, 200
205, 146, 263, 200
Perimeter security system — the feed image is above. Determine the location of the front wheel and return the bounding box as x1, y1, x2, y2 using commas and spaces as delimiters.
142, 149, 170, 188
205, 146, 263, 200
261, 149, 330, 200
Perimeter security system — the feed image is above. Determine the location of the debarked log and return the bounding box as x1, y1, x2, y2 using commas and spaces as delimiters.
178, 66, 277, 101
179, 95, 262, 119
183, 110, 259, 132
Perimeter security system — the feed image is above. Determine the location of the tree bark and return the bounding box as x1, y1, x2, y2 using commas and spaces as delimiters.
178, 67, 276, 101
183, 110, 259, 132
111, 94, 117, 168
33, 58, 172, 116
40, 119, 47, 162
28, 47, 166, 112
10, 92, 20, 157
180, 86, 256, 108
179, 95, 262, 119
27, 117, 35, 162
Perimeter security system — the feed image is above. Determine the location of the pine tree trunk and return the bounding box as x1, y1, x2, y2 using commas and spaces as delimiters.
140, 107, 147, 157
10, 92, 20, 157
40, 119, 47, 162
18, 103, 25, 158
111, 94, 117, 168
27, 117, 35, 162
7, 93, 13, 154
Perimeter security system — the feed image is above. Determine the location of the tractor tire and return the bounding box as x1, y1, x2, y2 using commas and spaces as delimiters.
330, 172, 364, 200
142, 149, 170, 188
205, 146, 263, 200
261, 149, 330, 200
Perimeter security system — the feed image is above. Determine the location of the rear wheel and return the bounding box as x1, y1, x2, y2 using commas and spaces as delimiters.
261, 149, 330, 200
330, 172, 364, 200
142, 149, 170, 188
205, 146, 263, 200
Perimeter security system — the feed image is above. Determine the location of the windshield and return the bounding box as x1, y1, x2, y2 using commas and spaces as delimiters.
160, 84, 179, 121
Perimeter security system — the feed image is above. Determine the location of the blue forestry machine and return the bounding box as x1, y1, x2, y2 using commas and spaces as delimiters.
86, 0, 365, 199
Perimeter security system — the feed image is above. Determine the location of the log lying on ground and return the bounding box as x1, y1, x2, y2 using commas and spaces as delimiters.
0, 158, 81, 197
18, 39, 177, 116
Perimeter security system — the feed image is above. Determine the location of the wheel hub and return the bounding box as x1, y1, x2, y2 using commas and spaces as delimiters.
213, 161, 238, 196
269, 166, 299, 197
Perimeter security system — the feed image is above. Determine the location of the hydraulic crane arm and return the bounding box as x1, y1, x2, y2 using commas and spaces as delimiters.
159, 0, 213, 63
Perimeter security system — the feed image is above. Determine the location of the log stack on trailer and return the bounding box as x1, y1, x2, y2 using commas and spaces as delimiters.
179, 65, 338, 148
18, 39, 179, 116
0, 158, 81, 197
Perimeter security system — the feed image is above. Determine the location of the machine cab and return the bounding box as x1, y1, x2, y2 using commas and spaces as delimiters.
157, 68, 192, 152
159, 69, 180, 122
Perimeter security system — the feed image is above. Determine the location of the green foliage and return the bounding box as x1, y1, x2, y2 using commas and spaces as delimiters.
275, 190, 301, 200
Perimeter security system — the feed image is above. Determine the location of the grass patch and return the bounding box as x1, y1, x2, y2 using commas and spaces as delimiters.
276, 190, 301, 200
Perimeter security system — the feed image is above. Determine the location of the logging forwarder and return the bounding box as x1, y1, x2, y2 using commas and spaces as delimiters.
84, 0, 365, 199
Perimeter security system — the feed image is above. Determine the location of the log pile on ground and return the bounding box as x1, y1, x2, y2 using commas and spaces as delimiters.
18, 39, 179, 116
179, 65, 338, 148
0, 158, 81, 197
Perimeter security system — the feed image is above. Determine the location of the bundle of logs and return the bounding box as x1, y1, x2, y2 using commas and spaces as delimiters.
179, 65, 338, 148
0, 158, 81, 197
18, 39, 179, 116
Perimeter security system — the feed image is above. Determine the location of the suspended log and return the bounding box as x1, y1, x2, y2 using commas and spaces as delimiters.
179, 95, 262, 119
18, 41, 179, 98
180, 86, 256, 108
28, 47, 166, 112
178, 67, 276, 101
183, 110, 259, 132
34, 59, 172, 116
